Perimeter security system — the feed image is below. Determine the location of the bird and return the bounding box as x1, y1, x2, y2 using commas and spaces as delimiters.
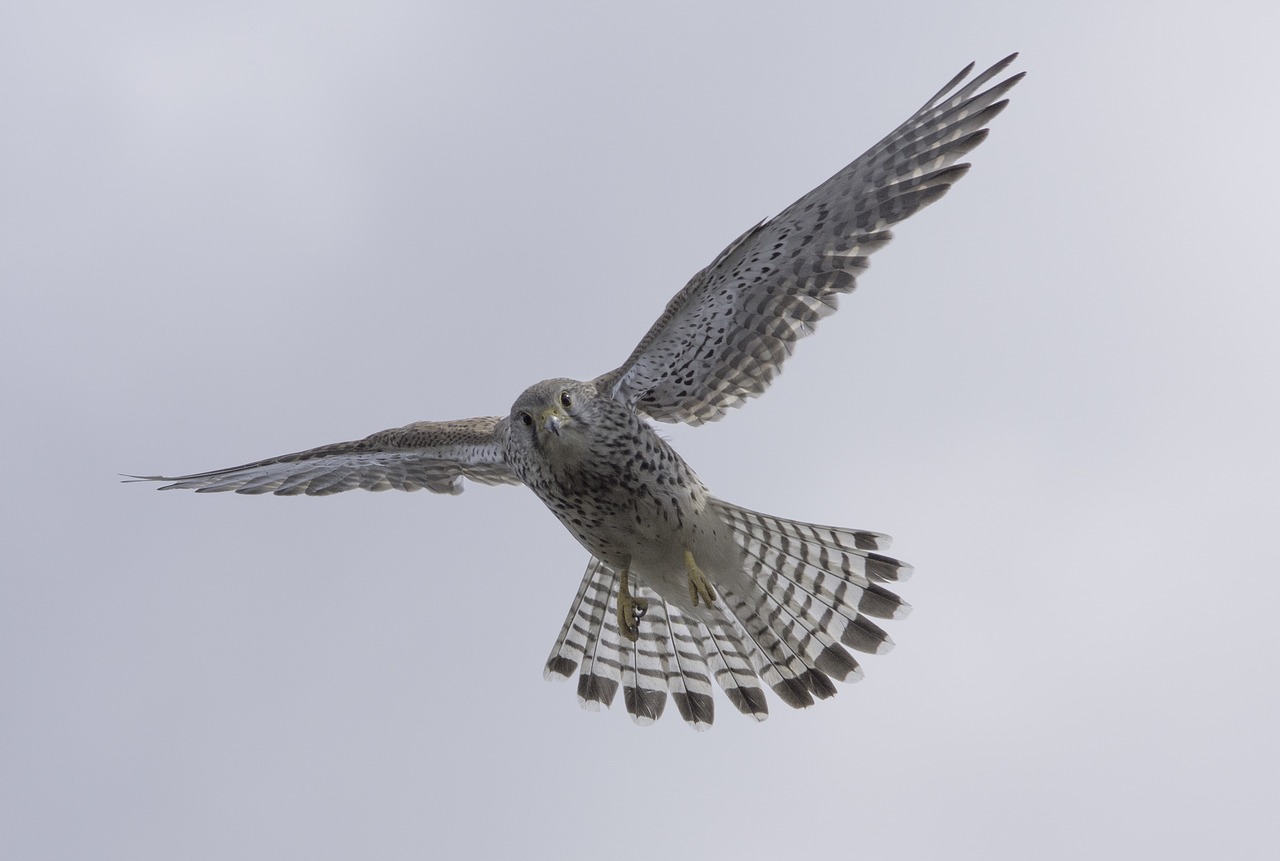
130, 54, 1023, 729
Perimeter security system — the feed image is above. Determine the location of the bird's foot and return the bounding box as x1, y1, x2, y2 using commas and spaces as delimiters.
684, 550, 716, 608
617, 568, 649, 642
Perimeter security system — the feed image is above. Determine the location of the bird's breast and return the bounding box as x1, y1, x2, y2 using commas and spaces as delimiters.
524, 419, 711, 569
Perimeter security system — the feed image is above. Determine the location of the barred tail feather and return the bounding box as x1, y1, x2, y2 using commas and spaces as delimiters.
544, 557, 757, 728
542, 557, 607, 681
714, 501, 913, 581
743, 546, 898, 656
743, 562, 866, 684
557, 560, 618, 710
716, 594, 824, 708
713, 498, 911, 699
621, 583, 669, 725
702, 618, 770, 721
655, 604, 716, 730
541, 497, 909, 727
580, 588, 624, 711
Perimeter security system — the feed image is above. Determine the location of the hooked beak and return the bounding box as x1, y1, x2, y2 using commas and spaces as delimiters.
540, 406, 567, 436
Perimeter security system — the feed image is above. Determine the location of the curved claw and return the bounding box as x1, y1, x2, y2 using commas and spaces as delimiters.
617, 568, 647, 642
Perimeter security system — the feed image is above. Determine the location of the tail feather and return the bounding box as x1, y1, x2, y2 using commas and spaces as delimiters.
541, 500, 910, 727
841, 614, 895, 656
544, 557, 761, 728
743, 533, 909, 624
861, 582, 912, 620
725, 504, 905, 658
542, 557, 607, 680
702, 618, 770, 720
718, 594, 823, 707
714, 501, 893, 553
651, 604, 715, 729
716, 499, 910, 695
561, 562, 618, 710
745, 549, 896, 657
621, 584, 669, 725
749, 561, 865, 682
735, 585, 854, 699
717, 501, 914, 585
579, 592, 624, 711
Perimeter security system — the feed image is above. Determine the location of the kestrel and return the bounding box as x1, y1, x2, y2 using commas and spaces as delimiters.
132, 55, 1023, 729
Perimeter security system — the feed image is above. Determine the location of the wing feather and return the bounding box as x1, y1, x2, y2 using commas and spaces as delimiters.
125, 416, 518, 496
596, 54, 1023, 425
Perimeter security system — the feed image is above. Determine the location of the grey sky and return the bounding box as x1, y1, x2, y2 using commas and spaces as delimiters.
4, 3, 1278, 859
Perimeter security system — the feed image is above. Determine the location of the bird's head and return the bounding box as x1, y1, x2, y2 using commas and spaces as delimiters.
507, 378, 603, 461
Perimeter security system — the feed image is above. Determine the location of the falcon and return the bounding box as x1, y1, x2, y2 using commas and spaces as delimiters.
132, 54, 1023, 729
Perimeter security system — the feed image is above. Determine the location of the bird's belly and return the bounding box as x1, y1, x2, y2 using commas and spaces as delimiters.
590, 494, 745, 616
540, 477, 742, 611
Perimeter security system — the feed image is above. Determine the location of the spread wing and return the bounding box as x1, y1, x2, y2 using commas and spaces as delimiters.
126, 416, 518, 496
595, 54, 1024, 425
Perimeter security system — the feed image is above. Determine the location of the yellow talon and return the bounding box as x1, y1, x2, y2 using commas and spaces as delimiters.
617, 568, 648, 642
684, 550, 716, 607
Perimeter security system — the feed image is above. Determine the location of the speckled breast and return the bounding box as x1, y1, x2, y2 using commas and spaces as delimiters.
521, 407, 710, 569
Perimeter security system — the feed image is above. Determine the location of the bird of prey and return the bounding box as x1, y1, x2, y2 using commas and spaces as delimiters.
132, 55, 1023, 729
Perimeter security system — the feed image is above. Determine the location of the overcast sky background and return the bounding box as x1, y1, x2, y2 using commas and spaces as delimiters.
4, 2, 1278, 859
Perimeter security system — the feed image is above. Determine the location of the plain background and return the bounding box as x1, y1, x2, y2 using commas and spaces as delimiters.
4, 2, 1278, 859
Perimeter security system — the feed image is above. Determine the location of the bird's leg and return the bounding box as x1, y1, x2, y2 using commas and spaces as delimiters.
684, 549, 717, 608
616, 567, 649, 642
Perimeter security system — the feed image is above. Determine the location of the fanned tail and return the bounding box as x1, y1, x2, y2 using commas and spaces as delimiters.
709, 498, 911, 704
541, 500, 910, 729
543, 558, 767, 729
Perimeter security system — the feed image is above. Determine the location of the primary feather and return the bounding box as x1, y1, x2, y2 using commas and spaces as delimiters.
598, 53, 1023, 425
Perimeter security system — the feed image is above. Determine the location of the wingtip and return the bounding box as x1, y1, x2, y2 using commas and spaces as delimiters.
120, 473, 181, 490
987, 52, 1021, 76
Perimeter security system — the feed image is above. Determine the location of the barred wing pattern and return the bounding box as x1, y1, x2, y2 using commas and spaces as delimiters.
543, 500, 913, 728
598, 54, 1023, 425
128, 416, 517, 495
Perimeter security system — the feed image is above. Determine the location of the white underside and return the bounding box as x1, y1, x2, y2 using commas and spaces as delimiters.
625, 502, 749, 618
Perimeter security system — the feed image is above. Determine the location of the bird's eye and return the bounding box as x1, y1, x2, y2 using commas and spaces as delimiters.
520, 411, 533, 427
559, 391, 572, 409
